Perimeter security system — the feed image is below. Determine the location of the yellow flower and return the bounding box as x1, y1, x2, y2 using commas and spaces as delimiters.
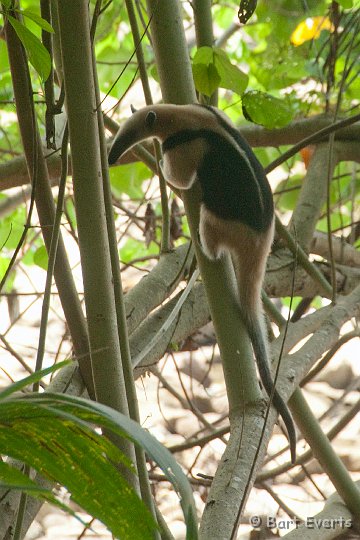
291, 16, 334, 46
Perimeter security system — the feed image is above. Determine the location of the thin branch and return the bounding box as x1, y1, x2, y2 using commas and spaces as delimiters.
33, 124, 68, 392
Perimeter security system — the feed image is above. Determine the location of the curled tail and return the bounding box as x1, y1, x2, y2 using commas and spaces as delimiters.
232, 242, 296, 464
245, 314, 296, 464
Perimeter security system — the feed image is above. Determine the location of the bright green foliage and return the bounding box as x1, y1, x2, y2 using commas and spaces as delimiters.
249, 45, 307, 91
192, 46, 248, 97
0, 461, 83, 520
213, 48, 249, 95
0, 203, 47, 276
242, 90, 293, 128
0, 398, 156, 539
120, 237, 159, 265
0, 364, 198, 540
110, 161, 153, 198
33, 244, 48, 270
20, 8, 54, 33
65, 198, 77, 229
0, 205, 26, 250
192, 59, 221, 97
337, 0, 353, 8
275, 175, 302, 212
6, 13, 52, 80
0, 256, 12, 289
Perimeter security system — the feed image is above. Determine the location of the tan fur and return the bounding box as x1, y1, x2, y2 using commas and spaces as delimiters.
162, 138, 209, 189
111, 104, 252, 177
200, 206, 274, 316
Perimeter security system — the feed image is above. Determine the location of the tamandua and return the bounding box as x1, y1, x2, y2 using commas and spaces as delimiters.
108, 103, 296, 463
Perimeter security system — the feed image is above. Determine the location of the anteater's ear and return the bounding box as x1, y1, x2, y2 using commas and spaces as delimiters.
130, 104, 137, 114
145, 110, 157, 129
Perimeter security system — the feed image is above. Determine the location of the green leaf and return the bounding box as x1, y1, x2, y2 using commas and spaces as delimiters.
38, 393, 199, 538
213, 48, 248, 96
281, 296, 302, 311
110, 161, 152, 198
0, 462, 83, 521
317, 213, 346, 233
149, 64, 159, 82
19, 9, 55, 33
65, 198, 77, 230
0, 256, 15, 292
0, 461, 46, 488
33, 245, 48, 270
193, 46, 214, 65
250, 46, 307, 91
0, 399, 155, 539
120, 238, 158, 265
337, 0, 353, 7
0, 206, 26, 250
192, 46, 220, 97
7, 15, 51, 81
0, 360, 71, 399
192, 46, 248, 97
1, 0, 11, 7
192, 61, 221, 97
275, 175, 301, 211
0, 257, 11, 284
242, 90, 293, 128
0, 392, 198, 538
